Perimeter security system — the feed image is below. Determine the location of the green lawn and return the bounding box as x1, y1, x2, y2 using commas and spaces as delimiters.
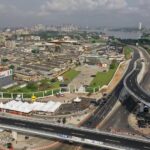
63, 69, 80, 83
90, 38, 106, 44
124, 46, 133, 60
3, 69, 80, 94
90, 64, 118, 88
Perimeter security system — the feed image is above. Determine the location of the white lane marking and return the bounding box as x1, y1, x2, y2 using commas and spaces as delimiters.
15, 123, 25, 126
105, 139, 120, 143
72, 133, 84, 137
42, 127, 54, 131
144, 146, 150, 150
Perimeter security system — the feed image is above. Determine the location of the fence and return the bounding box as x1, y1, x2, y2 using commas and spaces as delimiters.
0, 86, 101, 100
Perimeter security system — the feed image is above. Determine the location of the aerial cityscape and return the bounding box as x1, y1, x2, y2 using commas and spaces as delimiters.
0, 0, 150, 150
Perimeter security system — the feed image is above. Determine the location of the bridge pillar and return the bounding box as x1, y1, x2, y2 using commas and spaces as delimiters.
12, 131, 18, 141
119, 87, 130, 103
139, 103, 144, 113
1, 92, 3, 99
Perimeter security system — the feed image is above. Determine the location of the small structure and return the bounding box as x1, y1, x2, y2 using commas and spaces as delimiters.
0, 100, 62, 115
73, 97, 82, 103
78, 85, 86, 93
57, 76, 64, 82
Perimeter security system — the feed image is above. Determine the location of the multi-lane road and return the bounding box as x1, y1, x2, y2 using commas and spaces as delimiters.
0, 117, 150, 150
125, 58, 150, 106
1, 46, 150, 150
82, 47, 140, 128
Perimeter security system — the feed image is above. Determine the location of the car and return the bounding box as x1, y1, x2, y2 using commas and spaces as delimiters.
103, 93, 107, 97
55, 92, 64, 97
91, 75, 96, 77
60, 83, 68, 87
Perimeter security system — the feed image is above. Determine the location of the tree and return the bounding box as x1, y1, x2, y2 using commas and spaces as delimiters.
57, 120, 61, 123
92, 40, 96, 43
9, 65, 15, 70
62, 118, 66, 124
110, 59, 117, 69
32, 49, 39, 54
2, 58, 8, 63
26, 82, 38, 91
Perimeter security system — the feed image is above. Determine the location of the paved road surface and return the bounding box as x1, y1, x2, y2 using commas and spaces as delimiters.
126, 60, 150, 105
138, 47, 150, 94
0, 115, 150, 149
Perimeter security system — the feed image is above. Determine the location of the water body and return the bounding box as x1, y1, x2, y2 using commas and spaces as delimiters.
83, 29, 142, 39
104, 30, 142, 40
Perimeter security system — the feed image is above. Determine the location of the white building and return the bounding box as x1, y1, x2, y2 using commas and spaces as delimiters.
139, 22, 142, 30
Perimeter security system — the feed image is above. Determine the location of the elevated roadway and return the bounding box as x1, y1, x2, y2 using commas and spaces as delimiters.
82, 47, 140, 128
124, 58, 150, 107
0, 47, 149, 150
0, 116, 150, 150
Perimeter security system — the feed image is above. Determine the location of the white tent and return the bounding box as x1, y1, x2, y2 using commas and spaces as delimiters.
0, 102, 4, 108
50, 102, 61, 113
57, 76, 64, 82
0, 100, 62, 114
73, 97, 82, 103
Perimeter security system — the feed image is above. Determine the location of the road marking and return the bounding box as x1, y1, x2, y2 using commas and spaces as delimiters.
15, 122, 25, 126
72, 133, 83, 137
105, 139, 120, 143
41, 127, 54, 131
144, 146, 150, 150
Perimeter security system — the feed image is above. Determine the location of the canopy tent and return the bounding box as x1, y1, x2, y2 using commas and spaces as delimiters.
0, 100, 62, 114
73, 97, 82, 103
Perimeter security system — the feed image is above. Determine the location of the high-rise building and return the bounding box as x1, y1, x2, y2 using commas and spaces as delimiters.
139, 22, 142, 30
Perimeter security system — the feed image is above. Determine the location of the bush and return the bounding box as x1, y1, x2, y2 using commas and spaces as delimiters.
26, 82, 38, 91
110, 59, 117, 69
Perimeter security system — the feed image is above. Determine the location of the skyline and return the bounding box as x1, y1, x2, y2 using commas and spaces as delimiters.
0, 0, 150, 28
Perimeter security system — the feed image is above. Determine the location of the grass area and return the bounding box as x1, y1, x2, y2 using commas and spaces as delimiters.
124, 46, 133, 60
90, 64, 119, 88
3, 69, 80, 94
62, 69, 80, 83
90, 38, 107, 44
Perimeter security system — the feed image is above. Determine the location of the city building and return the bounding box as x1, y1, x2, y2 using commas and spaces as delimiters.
5, 40, 16, 49
0, 66, 15, 88
139, 22, 142, 30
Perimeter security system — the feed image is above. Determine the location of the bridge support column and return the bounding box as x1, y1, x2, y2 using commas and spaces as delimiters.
119, 87, 130, 103
11, 93, 13, 99
12, 131, 18, 141
139, 103, 144, 113
52, 90, 54, 96
1, 92, 3, 99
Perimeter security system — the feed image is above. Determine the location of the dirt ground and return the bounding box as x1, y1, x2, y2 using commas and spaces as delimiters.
128, 113, 150, 136
69, 65, 103, 89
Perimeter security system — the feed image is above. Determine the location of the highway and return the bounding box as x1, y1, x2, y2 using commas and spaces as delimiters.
125, 59, 150, 106
82, 47, 140, 128
138, 47, 150, 94
0, 116, 150, 150
1, 47, 149, 150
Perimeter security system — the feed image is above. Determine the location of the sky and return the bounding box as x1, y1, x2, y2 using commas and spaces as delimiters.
0, 0, 150, 28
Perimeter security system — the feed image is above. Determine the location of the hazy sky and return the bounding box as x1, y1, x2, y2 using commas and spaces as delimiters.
0, 0, 150, 27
